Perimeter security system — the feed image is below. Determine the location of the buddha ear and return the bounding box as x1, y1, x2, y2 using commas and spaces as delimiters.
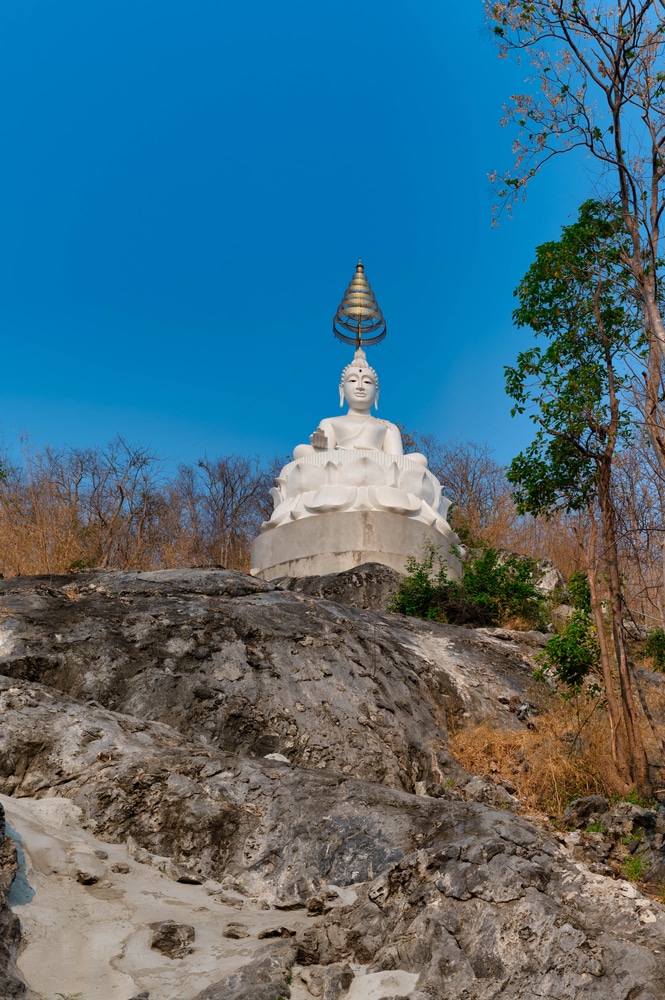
339, 384, 344, 408
374, 389, 379, 411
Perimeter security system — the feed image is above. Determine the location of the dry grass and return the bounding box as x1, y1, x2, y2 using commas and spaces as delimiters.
450, 694, 616, 817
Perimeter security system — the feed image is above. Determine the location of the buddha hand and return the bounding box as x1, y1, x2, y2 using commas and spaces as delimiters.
310, 427, 329, 450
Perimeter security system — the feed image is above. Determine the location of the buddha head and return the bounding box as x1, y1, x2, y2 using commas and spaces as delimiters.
339, 348, 379, 411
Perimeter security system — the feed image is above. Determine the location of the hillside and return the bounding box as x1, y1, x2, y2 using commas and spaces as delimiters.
0, 566, 664, 999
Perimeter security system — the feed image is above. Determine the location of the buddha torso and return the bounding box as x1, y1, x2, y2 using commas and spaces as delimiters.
294, 413, 405, 457
321, 413, 391, 450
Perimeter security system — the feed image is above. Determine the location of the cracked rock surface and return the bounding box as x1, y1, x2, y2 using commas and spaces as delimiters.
0, 568, 541, 792
0, 568, 663, 999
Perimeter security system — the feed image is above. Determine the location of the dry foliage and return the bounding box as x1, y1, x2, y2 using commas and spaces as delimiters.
450, 694, 625, 817
0, 438, 278, 577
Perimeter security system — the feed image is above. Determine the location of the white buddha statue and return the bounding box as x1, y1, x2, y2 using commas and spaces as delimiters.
260, 349, 452, 533
251, 260, 464, 581
293, 349, 427, 464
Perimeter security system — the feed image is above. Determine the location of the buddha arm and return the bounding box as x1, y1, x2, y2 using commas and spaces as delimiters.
383, 423, 404, 455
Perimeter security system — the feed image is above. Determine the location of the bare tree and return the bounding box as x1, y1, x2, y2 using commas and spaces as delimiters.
75, 437, 164, 569
613, 440, 665, 626
162, 454, 275, 571
416, 436, 517, 545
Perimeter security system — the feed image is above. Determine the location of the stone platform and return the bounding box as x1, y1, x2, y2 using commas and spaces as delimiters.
250, 509, 462, 581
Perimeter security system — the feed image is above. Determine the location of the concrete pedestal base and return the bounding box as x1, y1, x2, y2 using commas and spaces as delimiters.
250, 510, 462, 581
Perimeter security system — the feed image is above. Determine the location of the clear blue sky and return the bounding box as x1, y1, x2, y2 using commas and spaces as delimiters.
1, 1, 591, 470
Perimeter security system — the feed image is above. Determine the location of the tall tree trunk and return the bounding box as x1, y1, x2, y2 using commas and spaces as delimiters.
581, 518, 633, 794
597, 463, 653, 794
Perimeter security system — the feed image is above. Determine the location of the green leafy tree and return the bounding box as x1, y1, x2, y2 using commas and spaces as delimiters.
485, 0, 665, 478
506, 199, 651, 794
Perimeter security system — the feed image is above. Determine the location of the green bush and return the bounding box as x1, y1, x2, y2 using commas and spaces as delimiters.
389, 546, 548, 629
538, 609, 600, 689
644, 627, 665, 671
387, 548, 447, 621
568, 570, 592, 612
536, 569, 599, 691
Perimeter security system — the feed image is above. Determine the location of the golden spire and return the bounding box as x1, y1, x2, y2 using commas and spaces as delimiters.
333, 259, 387, 349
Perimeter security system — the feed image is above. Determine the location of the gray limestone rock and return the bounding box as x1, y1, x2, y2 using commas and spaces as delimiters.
1, 566, 665, 999
0, 568, 543, 793
0, 803, 38, 998
149, 919, 195, 959
0, 674, 466, 898
563, 795, 610, 829
296, 829, 665, 999
298, 961, 354, 998
277, 561, 402, 610
194, 941, 296, 1000
223, 921, 251, 939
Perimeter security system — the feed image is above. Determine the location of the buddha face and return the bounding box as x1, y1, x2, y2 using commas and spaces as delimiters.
342, 368, 377, 410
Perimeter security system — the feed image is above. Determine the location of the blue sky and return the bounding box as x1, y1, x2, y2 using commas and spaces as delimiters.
0, 1, 592, 470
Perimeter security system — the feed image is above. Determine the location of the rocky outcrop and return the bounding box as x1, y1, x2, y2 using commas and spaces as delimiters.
277, 561, 402, 610
0, 674, 466, 902
3, 671, 665, 999
296, 829, 665, 1000
562, 794, 665, 882
1, 568, 664, 999
0, 569, 542, 793
1, 668, 665, 1000
194, 941, 296, 1000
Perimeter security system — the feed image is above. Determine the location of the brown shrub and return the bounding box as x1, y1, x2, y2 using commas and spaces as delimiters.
449, 694, 615, 817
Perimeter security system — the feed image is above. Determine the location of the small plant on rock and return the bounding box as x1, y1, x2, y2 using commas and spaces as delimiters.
621, 855, 648, 883
621, 789, 657, 810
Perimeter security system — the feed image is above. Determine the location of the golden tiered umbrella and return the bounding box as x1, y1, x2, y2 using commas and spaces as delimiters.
333, 260, 387, 349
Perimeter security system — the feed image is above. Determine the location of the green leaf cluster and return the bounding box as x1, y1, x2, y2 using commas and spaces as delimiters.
644, 627, 665, 671
389, 546, 547, 629
538, 608, 600, 689
567, 570, 591, 612
537, 569, 598, 690
621, 854, 649, 882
